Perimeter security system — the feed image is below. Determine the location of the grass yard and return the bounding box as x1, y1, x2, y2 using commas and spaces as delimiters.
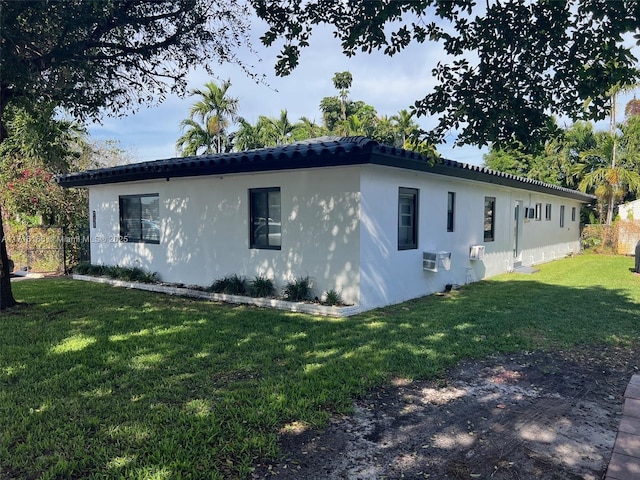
2, 253, 640, 479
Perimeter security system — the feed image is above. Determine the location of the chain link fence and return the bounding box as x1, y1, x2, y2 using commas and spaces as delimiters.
4, 223, 90, 274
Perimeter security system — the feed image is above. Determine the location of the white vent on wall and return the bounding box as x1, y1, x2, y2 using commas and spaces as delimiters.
469, 245, 485, 261
423, 251, 451, 272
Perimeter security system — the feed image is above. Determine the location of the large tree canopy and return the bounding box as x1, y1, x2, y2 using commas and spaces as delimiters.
253, 0, 640, 149
0, 0, 253, 131
0, 0, 254, 310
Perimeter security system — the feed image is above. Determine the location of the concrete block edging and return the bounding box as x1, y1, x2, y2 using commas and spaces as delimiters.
73, 274, 363, 317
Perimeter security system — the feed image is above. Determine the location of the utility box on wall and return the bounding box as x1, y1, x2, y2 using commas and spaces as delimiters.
423, 251, 451, 272
469, 245, 485, 261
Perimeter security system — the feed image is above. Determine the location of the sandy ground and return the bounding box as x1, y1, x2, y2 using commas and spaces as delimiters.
254, 346, 638, 479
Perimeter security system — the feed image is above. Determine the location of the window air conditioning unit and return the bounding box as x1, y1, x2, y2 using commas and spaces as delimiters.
423, 251, 451, 272
469, 245, 485, 261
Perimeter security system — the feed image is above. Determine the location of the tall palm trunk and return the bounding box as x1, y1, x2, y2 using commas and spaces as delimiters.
0, 203, 16, 310
0, 112, 17, 310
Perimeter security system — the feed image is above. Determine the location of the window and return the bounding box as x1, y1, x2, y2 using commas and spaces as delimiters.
447, 192, 455, 232
398, 187, 418, 250
545, 203, 552, 221
119, 194, 160, 243
535, 203, 542, 221
249, 188, 281, 249
484, 197, 495, 242
560, 205, 565, 228
92, 210, 96, 229
571, 207, 576, 222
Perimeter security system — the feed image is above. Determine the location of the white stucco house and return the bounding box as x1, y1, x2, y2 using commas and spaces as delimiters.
57, 136, 595, 313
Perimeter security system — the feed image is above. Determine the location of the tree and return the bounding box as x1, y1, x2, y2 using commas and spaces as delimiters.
234, 118, 266, 151
391, 109, 419, 146
332, 71, 353, 121
292, 117, 327, 141
0, 0, 253, 310
176, 80, 239, 156
265, 110, 296, 145
254, 1, 640, 148
578, 132, 640, 225
0, 105, 88, 223
626, 97, 640, 118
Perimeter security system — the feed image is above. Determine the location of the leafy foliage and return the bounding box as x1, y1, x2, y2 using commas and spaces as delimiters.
249, 275, 276, 298
1, 0, 253, 123
73, 263, 159, 283
176, 80, 239, 156
209, 274, 248, 295
0, 106, 89, 227
323, 289, 344, 306
253, 0, 640, 148
283, 276, 314, 302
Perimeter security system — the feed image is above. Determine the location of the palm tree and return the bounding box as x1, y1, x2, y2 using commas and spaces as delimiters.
266, 110, 295, 145
578, 132, 640, 225
294, 117, 326, 140
176, 118, 216, 156
391, 109, 418, 146
332, 71, 353, 121
234, 118, 265, 151
334, 114, 364, 137
176, 80, 239, 156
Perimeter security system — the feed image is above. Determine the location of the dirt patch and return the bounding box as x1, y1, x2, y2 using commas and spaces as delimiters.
254, 346, 639, 479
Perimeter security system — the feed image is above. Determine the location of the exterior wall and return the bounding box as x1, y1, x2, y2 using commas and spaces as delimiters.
358, 165, 584, 310
619, 200, 640, 221
88, 163, 585, 312
88, 167, 362, 304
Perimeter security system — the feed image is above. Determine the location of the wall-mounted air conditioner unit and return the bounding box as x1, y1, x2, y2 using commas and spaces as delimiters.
423, 251, 451, 272
469, 245, 485, 261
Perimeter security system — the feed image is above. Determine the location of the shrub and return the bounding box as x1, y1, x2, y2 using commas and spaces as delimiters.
72, 263, 159, 283
283, 276, 313, 302
323, 289, 343, 306
209, 274, 247, 295
249, 275, 275, 298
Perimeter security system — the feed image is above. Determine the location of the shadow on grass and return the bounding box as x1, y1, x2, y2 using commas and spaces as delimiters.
2, 269, 639, 478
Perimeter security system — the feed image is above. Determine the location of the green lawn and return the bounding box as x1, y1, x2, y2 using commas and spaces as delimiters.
2, 254, 640, 479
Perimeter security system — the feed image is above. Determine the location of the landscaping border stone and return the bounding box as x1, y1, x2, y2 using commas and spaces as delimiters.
73, 274, 363, 317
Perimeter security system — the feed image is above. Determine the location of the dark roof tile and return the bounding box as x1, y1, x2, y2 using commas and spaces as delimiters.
56, 136, 595, 202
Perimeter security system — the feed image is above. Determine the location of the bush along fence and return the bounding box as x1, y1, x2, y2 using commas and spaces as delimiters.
582, 221, 640, 255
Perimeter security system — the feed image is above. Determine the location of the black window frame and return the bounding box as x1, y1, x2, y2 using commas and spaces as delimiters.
249, 187, 282, 250
484, 196, 496, 242
447, 191, 455, 232
398, 187, 419, 250
545, 203, 552, 221
560, 205, 565, 228
571, 206, 576, 222
119, 193, 160, 244
535, 203, 542, 221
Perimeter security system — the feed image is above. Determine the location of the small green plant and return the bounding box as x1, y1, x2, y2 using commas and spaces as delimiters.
209, 274, 247, 295
249, 275, 275, 297
323, 289, 343, 306
283, 275, 313, 302
72, 263, 159, 283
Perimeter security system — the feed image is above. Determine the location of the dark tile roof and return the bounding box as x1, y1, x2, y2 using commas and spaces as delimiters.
56, 136, 595, 202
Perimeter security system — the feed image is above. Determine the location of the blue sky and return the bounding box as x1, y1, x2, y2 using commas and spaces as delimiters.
87, 17, 637, 167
